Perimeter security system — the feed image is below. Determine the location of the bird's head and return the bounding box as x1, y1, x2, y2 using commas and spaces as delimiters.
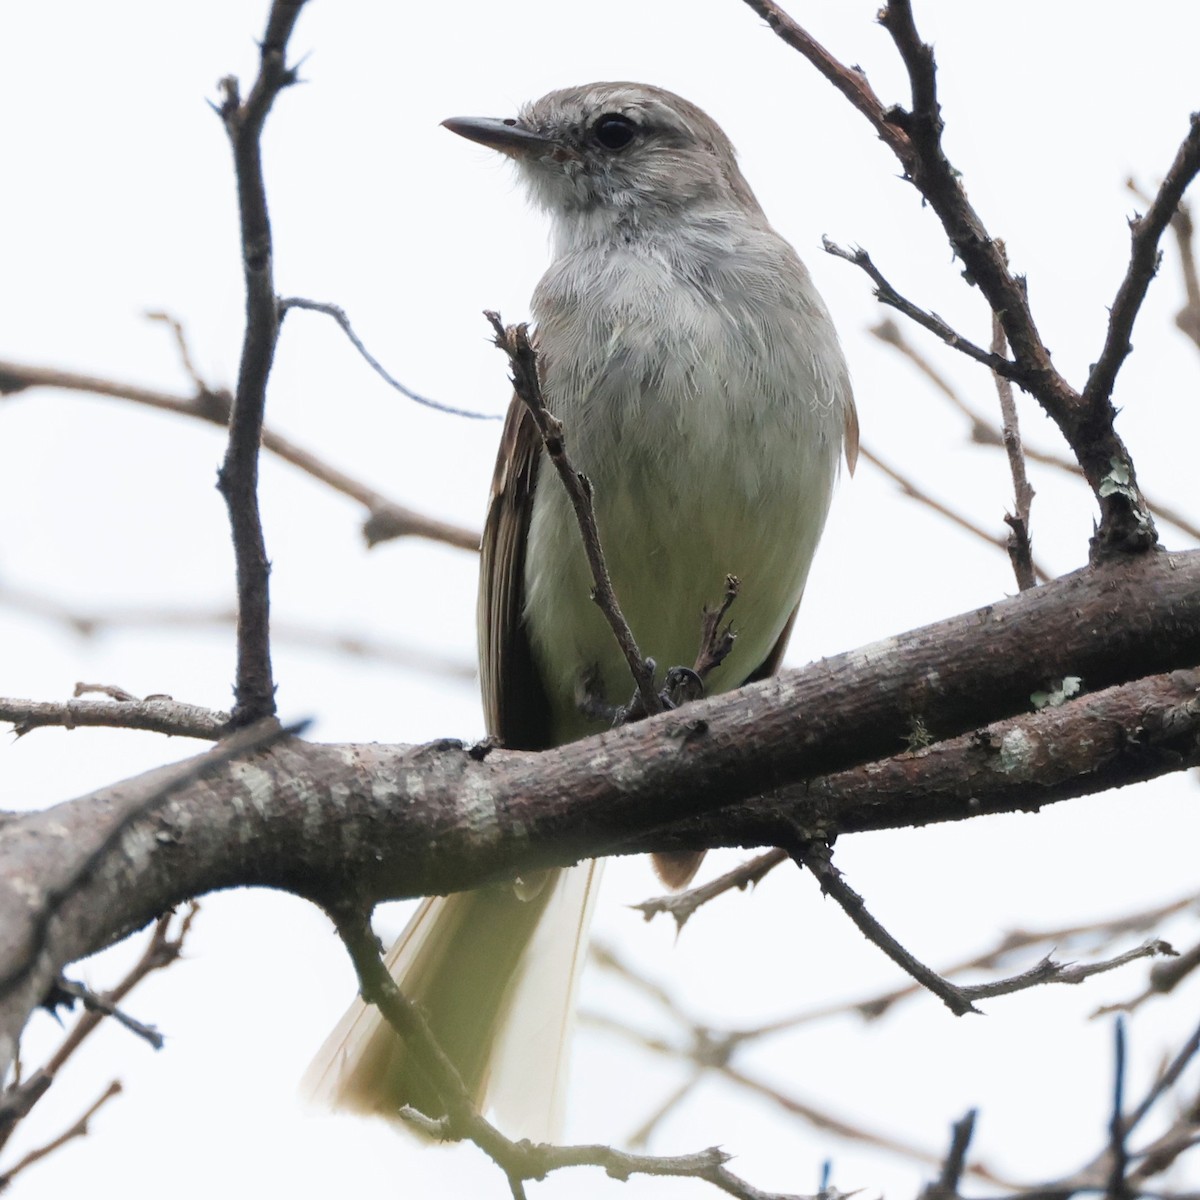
443, 82, 762, 241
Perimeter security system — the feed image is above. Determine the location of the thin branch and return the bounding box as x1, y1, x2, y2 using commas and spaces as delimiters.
585, 1003, 1015, 1187
625, 1071, 705, 1148
632, 848, 788, 930
992, 305, 1038, 591
952, 939, 1175, 1004
727, 891, 1200, 1039
1129, 182, 1200, 352
860, 445, 1052, 582
0, 695, 228, 740
1009, 1019, 1200, 1200
738, 0, 910, 158
1096, 938, 1200, 1016
0, 1080, 122, 1191
1124, 1018, 1200, 1137
870, 318, 995, 433
278, 298, 500, 421
869, 319, 1200, 545
334, 905, 814, 1200
751, 0, 1169, 555
0, 906, 197, 1153
922, 1110, 977, 1200
0, 583, 474, 680
1168, 198, 1200, 348
789, 839, 980, 1016
486, 313, 661, 717
823, 239, 1018, 378
214, 0, 309, 726
1106, 1018, 1130, 1200
0, 356, 481, 552
1085, 113, 1200, 411
47, 978, 164, 1051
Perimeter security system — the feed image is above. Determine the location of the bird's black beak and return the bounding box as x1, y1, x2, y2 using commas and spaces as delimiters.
442, 116, 556, 158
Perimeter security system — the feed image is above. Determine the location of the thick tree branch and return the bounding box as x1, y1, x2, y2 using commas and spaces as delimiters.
1, 553, 1199, 1081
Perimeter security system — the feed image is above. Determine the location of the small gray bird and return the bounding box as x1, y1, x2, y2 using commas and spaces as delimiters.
304, 82, 857, 1141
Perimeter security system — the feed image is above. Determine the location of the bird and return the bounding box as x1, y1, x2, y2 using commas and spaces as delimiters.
303, 81, 857, 1143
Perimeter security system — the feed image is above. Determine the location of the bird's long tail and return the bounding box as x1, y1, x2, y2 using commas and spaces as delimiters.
302, 861, 601, 1142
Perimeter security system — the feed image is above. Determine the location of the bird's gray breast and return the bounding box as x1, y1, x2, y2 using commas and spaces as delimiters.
523, 229, 846, 740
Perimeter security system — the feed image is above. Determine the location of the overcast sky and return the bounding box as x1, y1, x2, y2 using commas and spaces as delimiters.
1, 3, 1198, 1198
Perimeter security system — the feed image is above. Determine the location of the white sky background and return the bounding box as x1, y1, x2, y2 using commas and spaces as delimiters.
1, 1, 1198, 1197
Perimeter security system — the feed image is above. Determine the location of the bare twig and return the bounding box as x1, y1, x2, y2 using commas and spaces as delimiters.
278, 297, 500, 420
791, 838, 1174, 1019
1096, 938, 1200, 1016
738, 890, 1200, 1037
922, 1109, 977, 1200
823, 240, 1017, 377
869, 319, 1200, 544
1085, 113, 1200, 411
860, 445, 1052, 582
47, 979, 164, 1051
0, 695, 228, 740
1106, 1018, 1130, 1200
991, 305, 1038, 591
625, 1072, 705, 1148
1169, 199, 1200, 348
72, 682, 138, 703
749, 0, 1174, 555
633, 847, 788, 930
334, 905, 815, 1200
486, 313, 660, 718
145, 310, 206, 389
1129, 183, 1200, 351
789, 839, 980, 1016
0, 356, 481, 551
585, 1004, 1014, 1186
952, 939, 1175, 1004
0, 584, 474, 680
0, 906, 198, 1154
214, 0, 309, 726
1124, 1018, 1200, 1137
0, 1080, 121, 1191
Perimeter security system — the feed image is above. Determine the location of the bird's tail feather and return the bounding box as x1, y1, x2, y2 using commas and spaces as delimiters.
301, 861, 601, 1143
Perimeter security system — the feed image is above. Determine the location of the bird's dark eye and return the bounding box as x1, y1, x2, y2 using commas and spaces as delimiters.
592, 113, 637, 151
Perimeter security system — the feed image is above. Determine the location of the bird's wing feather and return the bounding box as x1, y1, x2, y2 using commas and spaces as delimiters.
478, 392, 554, 749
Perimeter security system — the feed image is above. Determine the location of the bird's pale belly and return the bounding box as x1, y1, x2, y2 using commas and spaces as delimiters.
523, 410, 836, 744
